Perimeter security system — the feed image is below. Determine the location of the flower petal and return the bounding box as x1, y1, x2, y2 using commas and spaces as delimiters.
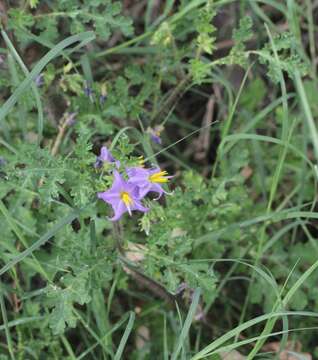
112, 171, 126, 188
109, 201, 127, 221
137, 184, 152, 198
100, 146, 114, 162
97, 191, 119, 203
132, 200, 149, 213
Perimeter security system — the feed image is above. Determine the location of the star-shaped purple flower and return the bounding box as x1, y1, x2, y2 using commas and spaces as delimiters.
95, 146, 120, 169
150, 133, 162, 145
127, 167, 172, 199
97, 171, 148, 221
147, 125, 163, 145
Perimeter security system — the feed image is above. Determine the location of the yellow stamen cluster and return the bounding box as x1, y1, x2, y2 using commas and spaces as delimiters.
120, 191, 133, 206
149, 171, 169, 183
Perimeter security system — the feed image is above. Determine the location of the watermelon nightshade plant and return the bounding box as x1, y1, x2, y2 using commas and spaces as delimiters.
97, 146, 172, 221
94, 146, 120, 169
147, 125, 163, 145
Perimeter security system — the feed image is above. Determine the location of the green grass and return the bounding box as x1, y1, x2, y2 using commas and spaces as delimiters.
0, 0, 318, 359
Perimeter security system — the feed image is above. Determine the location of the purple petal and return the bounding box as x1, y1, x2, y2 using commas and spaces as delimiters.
136, 184, 152, 198
100, 146, 115, 162
127, 167, 150, 185
132, 200, 149, 213
97, 191, 119, 203
127, 167, 149, 178
94, 159, 103, 169
114, 160, 121, 169
149, 167, 161, 175
98, 169, 150, 221
149, 183, 165, 199
35, 73, 44, 87
100, 94, 107, 105
150, 133, 162, 144
125, 182, 140, 194
95, 146, 120, 169
112, 171, 126, 189
109, 201, 127, 221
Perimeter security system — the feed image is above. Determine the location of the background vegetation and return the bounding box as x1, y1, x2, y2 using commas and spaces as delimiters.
0, 0, 318, 358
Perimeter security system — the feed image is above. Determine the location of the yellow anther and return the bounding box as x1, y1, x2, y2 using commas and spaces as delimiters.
149, 171, 169, 183
120, 191, 133, 206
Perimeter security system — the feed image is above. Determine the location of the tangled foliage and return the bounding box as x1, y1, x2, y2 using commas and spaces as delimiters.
0, 0, 317, 359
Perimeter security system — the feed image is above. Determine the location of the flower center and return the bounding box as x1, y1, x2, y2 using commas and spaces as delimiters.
149, 171, 169, 183
120, 191, 133, 206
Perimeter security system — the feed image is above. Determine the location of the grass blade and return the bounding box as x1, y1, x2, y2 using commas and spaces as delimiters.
114, 311, 136, 360
191, 311, 318, 360
0, 31, 95, 123
0, 291, 15, 359
171, 288, 201, 360
1, 30, 44, 142
0, 209, 80, 276
294, 70, 318, 160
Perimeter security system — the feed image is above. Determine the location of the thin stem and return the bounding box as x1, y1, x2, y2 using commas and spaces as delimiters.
0, 291, 16, 360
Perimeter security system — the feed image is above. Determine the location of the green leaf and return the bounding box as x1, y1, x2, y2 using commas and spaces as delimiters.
0, 209, 80, 276
47, 272, 91, 334
259, 32, 308, 83
0, 31, 95, 124
233, 16, 253, 43
29, 0, 39, 8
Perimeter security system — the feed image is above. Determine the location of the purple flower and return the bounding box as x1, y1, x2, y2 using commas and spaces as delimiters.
98, 171, 148, 221
148, 125, 163, 145
84, 86, 92, 96
99, 94, 107, 105
95, 146, 120, 169
35, 73, 44, 87
150, 133, 162, 145
84, 82, 94, 102
127, 167, 172, 199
